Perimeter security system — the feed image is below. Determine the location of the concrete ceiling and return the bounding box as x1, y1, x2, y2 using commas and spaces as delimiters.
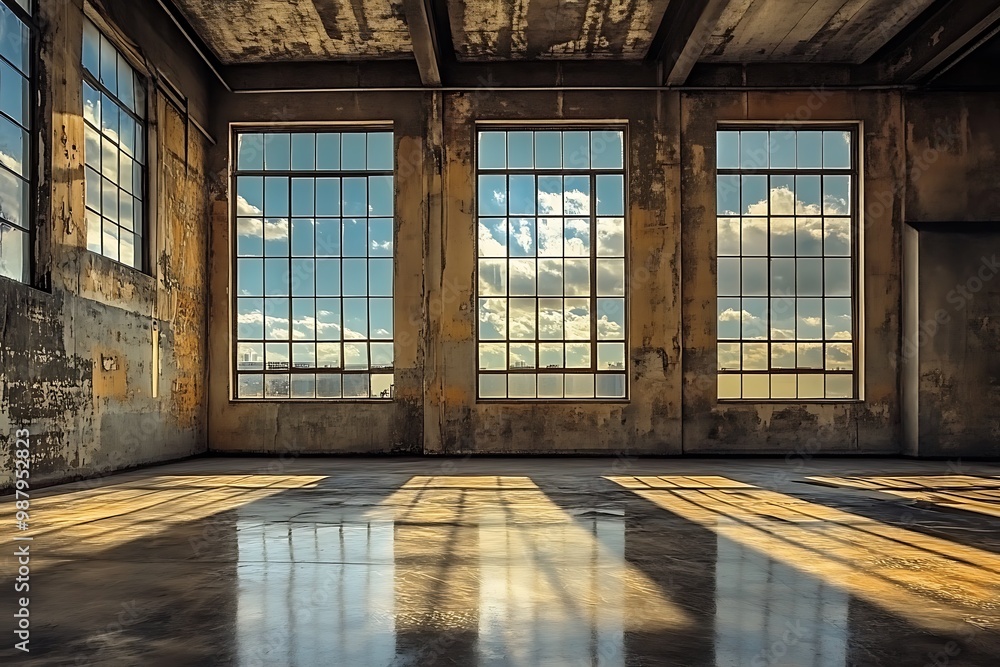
163, 0, 1000, 88
700, 0, 938, 64
448, 0, 672, 61
169, 0, 414, 63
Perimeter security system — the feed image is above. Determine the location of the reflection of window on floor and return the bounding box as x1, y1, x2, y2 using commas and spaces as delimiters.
236, 521, 395, 665
232, 129, 395, 400
716, 127, 858, 400
476, 127, 628, 399
714, 535, 847, 666
0, 0, 34, 283
478, 516, 625, 664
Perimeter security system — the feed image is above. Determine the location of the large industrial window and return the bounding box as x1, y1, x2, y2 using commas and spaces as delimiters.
476, 127, 627, 400
0, 0, 33, 283
232, 129, 394, 400
82, 19, 146, 269
716, 126, 858, 400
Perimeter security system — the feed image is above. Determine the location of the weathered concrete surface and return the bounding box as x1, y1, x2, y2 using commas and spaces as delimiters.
4, 457, 1000, 665
701, 0, 936, 64
0, 0, 211, 489
448, 0, 671, 61
206, 85, 999, 456
430, 90, 682, 454
206, 92, 429, 454
171, 0, 413, 63
680, 91, 904, 454
904, 94, 1000, 224
900, 94, 1000, 457
905, 229, 1000, 457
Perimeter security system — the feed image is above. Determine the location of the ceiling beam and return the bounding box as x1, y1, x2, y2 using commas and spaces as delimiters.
872, 0, 1000, 83
649, 0, 730, 86
402, 0, 443, 87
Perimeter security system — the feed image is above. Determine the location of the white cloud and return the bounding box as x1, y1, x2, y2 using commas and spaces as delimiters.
236, 196, 288, 239
597, 218, 625, 256
478, 221, 506, 256
537, 188, 589, 216
511, 218, 533, 254
597, 316, 622, 339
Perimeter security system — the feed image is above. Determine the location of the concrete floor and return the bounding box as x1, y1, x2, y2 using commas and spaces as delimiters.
2, 457, 1000, 666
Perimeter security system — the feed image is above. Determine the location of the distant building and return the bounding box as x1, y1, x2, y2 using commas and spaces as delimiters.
237, 349, 262, 371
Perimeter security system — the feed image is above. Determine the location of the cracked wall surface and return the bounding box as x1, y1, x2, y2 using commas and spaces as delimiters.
0, 0, 211, 488
206, 85, 1000, 456
902, 94, 1000, 457
171, 0, 413, 63
448, 0, 671, 61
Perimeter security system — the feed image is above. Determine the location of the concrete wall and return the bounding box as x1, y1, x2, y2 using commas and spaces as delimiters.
901, 93, 1000, 456
206, 92, 430, 453
207, 88, 914, 456
905, 228, 1000, 457
0, 0, 212, 488
680, 91, 904, 454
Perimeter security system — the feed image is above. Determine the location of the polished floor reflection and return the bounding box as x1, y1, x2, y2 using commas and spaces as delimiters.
2, 459, 999, 666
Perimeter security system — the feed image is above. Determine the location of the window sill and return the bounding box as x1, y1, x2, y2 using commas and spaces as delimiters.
228, 398, 394, 404
476, 399, 631, 405
716, 399, 863, 405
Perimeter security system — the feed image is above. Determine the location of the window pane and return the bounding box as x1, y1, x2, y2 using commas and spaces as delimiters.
717, 131, 739, 169
342, 133, 366, 170
291, 133, 316, 170
479, 175, 507, 216
316, 133, 341, 170
591, 130, 623, 169
0, 167, 27, 228
534, 131, 561, 169
480, 374, 506, 399
82, 21, 146, 268
479, 131, 506, 169
716, 128, 857, 400
510, 175, 536, 215
740, 131, 768, 169
264, 133, 290, 170
477, 129, 626, 399
0, 223, 27, 282
317, 374, 342, 398
367, 132, 393, 171
509, 375, 536, 399
479, 343, 506, 371
317, 343, 341, 367
597, 218, 625, 257
238, 374, 264, 399
342, 217, 366, 256
479, 218, 507, 257
233, 129, 393, 400
563, 131, 589, 169
0, 61, 27, 127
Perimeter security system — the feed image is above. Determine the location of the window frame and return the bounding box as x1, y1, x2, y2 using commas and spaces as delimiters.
228, 124, 396, 403
715, 122, 862, 403
80, 15, 150, 272
474, 123, 630, 403
0, 0, 37, 286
